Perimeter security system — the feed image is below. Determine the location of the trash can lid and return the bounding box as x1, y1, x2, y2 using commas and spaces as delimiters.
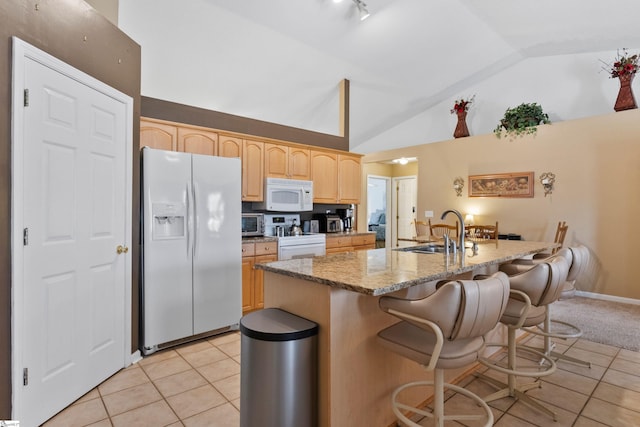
240, 308, 319, 342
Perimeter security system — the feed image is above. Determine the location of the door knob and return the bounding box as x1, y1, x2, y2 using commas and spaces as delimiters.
117, 245, 129, 254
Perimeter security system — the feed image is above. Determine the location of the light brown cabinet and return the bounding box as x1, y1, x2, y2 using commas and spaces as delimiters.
326, 234, 375, 254
177, 127, 218, 155
141, 119, 218, 156
326, 235, 353, 254
242, 241, 277, 313
218, 135, 242, 158
351, 234, 376, 250
311, 151, 339, 203
242, 140, 264, 201
338, 154, 361, 204
218, 135, 263, 202
264, 143, 311, 180
141, 117, 360, 204
140, 119, 178, 151
311, 150, 361, 204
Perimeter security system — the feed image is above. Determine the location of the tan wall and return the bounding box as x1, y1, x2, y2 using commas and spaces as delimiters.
363, 110, 640, 300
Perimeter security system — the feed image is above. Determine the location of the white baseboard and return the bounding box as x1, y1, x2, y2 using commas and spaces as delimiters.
129, 350, 143, 365
575, 290, 640, 306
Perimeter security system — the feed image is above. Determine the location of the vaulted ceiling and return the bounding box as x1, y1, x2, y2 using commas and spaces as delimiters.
118, 0, 640, 154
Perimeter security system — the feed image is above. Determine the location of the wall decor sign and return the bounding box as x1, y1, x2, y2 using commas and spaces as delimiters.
469, 172, 534, 198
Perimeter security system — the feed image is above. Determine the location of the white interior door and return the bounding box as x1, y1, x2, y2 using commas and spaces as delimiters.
392, 176, 417, 247
12, 38, 132, 426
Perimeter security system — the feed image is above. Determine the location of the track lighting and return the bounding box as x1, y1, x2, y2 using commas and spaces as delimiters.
352, 0, 370, 20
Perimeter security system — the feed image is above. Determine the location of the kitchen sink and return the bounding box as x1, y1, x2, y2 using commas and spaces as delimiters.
393, 244, 447, 254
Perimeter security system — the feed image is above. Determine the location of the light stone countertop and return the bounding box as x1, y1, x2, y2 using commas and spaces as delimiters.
256, 240, 558, 296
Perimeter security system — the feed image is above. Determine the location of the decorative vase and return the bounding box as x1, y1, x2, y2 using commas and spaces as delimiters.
614, 73, 637, 112
453, 110, 470, 138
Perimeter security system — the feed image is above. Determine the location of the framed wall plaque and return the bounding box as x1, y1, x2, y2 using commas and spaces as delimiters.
469, 172, 534, 198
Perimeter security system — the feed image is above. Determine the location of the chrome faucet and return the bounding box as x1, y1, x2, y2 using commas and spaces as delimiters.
441, 209, 465, 257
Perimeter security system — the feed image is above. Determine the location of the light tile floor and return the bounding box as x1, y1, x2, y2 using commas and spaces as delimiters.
42, 331, 640, 427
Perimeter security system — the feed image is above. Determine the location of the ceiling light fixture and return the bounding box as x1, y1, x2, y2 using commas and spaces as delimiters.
333, 0, 344, 3
392, 157, 411, 165
352, 0, 370, 20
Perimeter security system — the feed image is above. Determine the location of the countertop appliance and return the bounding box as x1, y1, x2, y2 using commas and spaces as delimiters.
141, 147, 242, 355
253, 178, 313, 212
264, 214, 326, 260
242, 213, 265, 237
315, 213, 343, 233
337, 207, 354, 232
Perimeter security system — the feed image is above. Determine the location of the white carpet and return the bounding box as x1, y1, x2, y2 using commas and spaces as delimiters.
551, 296, 640, 351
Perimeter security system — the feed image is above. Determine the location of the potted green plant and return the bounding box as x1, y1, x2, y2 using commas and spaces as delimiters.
494, 102, 550, 138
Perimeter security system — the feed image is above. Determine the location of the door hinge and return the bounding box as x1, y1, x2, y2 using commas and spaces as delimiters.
23, 228, 29, 246
23, 368, 28, 386
24, 88, 29, 107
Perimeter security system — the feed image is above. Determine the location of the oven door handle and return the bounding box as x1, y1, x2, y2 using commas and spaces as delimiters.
278, 242, 326, 260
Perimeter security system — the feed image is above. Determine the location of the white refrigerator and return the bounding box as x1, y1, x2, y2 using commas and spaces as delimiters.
141, 147, 241, 355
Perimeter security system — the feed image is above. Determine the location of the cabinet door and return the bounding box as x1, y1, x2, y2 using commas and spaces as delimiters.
338, 154, 361, 204
254, 254, 277, 310
242, 139, 264, 201
242, 257, 255, 313
264, 143, 288, 178
311, 150, 338, 203
177, 127, 218, 156
219, 135, 242, 158
289, 147, 311, 180
140, 119, 177, 151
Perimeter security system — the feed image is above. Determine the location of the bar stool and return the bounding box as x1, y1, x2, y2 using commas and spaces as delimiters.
504, 246, 591, 367
476, 255, 569, 421
377, 272, 510, 427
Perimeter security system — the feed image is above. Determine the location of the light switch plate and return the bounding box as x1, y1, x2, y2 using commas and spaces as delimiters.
424, 210, 434, 218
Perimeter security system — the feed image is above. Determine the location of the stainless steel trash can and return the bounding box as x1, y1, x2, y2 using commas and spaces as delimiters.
240, 308, 318, 427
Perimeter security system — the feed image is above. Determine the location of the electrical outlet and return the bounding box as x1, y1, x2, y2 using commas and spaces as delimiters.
424, 210, 434, 218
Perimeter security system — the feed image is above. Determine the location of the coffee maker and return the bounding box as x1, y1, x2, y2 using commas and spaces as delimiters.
336, 207, 354, 232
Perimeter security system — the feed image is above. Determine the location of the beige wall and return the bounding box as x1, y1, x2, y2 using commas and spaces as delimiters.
363, 110, 640, 300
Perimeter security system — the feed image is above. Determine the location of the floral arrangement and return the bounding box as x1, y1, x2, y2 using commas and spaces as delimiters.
604, 48, 638, 78
450, 95, 475, 114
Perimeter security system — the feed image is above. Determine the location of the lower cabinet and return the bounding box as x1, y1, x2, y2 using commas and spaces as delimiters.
242, 241, 277, 314
326, 234, 376, 254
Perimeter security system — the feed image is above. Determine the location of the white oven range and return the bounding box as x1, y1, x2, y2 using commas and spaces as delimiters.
264, 214, 326, 260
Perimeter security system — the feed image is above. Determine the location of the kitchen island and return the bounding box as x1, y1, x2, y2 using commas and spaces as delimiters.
257, 240, 557, 427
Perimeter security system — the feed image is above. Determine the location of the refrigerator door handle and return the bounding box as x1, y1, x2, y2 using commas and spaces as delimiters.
186, 180, 192, 258
192, 182, 198, 259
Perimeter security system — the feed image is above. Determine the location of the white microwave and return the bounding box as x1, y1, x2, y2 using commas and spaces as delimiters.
253, 178, 313, 212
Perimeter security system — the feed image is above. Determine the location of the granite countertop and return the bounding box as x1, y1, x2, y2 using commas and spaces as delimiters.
256, 240, 558, 296
242, 236, 278, 244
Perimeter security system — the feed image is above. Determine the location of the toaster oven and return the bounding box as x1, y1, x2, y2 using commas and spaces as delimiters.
242, 213, 265, 237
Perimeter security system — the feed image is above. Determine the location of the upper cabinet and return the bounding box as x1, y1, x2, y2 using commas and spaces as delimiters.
141, 119, 217, 156
310, 150, 361, 204
219, 135, 243, 158
140, 119, 177, 151
310, 151, 338, 203
338, 154, 361, 204
264, 143, 310, 180
242, 140, 264, 202
177, 127, 218, 156
140, 117, 359, 204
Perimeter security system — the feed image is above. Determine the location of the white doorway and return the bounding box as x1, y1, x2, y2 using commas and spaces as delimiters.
11, 38, 133, 426
392, 176, 417, 247
367, 175, 391, 248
